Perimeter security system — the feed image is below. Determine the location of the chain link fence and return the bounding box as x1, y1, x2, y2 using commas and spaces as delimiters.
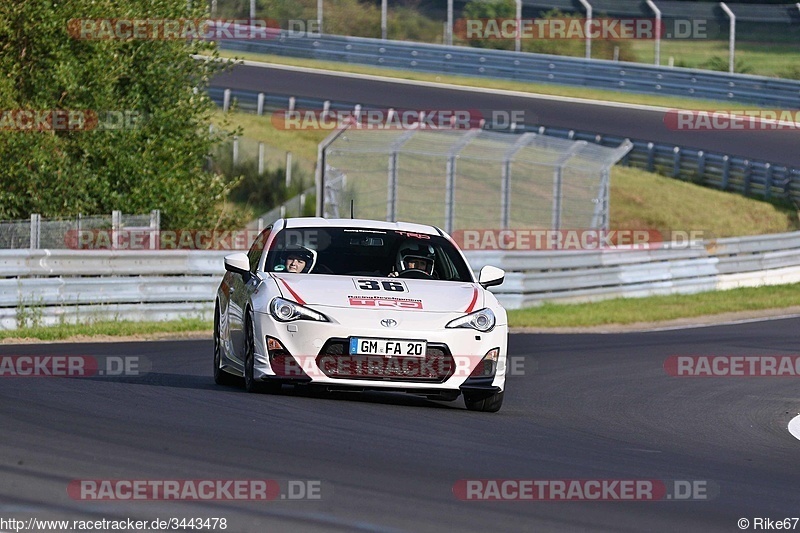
0, 211, 160, 250
317, 127, 632, 232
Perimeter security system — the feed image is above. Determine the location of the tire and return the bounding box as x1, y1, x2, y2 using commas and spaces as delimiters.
463, 390, 504, 413
213, 302, 238, 387
243, 312, 281, 394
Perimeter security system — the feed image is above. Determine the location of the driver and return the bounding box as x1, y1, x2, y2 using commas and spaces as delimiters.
274, 245, 316, 273
390, 241, 435, 277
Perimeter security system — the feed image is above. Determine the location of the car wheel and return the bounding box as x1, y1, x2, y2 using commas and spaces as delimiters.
463, 390, 504, 413
213, 302, 238, 387
243, 312, 281, 394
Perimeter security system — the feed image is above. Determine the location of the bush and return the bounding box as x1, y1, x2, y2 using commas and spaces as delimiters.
0, 0, 239, 230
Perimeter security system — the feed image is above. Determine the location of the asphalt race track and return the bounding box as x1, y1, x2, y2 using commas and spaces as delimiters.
2, 318, 799, 532
211, 64, 800, 167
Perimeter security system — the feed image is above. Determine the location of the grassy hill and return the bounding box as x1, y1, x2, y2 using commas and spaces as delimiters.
219, 109, 799, 237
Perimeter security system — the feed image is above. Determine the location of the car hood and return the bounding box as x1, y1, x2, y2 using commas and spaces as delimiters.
270, 273, 483, 313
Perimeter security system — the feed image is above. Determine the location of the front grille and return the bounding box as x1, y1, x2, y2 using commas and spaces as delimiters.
317, 338, 455, 382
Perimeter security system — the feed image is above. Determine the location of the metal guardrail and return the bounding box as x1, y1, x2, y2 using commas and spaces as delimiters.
219, 33, 800, 108
0, 250, 228, 329
208, 87, 800, 207
467, 230, 800, 309
2, 231, 800, 327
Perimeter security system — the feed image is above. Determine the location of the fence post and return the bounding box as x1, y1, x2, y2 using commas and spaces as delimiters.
764, 163, 773, 200
315, 123, 352, 217
381, 0, 388, 40
646, 0, 661, 65
223, 88, 231, 112
386, 129, 416, 222
387, 151, 399, 222
29, 214, 40, 250
696, 150, 706, 182
446, 0, 454, 46
578, 0, 592, 59
258, 142, 265, 175
257, 92, 265, 116
445, 156, 455, 232
112, 210, 121, 250
743, 160, 752, 196
552, 142, 586, 232
501, 132, 535, 229
786, 167, 797, 199
672, 146, 681, 178
285, 152, 293, 187
621, 139, 632, 166
646, 142, 655, 172
720, 2, 736, 74
150, 209, 160, 250
445, 129, 481, 233
233, 136, 239, 167
721, 155, 731, 190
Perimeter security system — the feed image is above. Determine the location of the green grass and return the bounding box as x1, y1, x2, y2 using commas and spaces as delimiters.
0, 318, 211, 342
508, 283, 800, 328
219, 108, 799, 238
628, 40, 800, 78
610, 166, 798, 238
212, 109, 327, 171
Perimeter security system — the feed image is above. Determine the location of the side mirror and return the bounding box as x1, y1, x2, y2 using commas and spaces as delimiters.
224, 253, 251, 281
478, 265, 505, 288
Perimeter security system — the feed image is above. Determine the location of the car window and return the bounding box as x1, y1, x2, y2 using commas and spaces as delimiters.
247, 227, 271, 273
265, 227, 473, 282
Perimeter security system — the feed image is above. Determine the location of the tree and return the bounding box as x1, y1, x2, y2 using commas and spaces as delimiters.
0, 0, 236, 230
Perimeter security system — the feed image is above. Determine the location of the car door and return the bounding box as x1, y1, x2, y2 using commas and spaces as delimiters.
229, 228, 271, 362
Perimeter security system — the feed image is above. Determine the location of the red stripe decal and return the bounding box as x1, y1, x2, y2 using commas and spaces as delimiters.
465, 287, 479, 313
278, 277, 306, 305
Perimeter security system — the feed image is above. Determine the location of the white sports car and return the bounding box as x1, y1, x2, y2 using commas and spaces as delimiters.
213, 217, 508, 412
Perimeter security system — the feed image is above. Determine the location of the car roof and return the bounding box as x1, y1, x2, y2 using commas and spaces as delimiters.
282, 217, 444, 236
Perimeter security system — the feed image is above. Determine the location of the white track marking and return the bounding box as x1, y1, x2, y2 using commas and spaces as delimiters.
629, 313, 800, 333
788, 414, 800, 442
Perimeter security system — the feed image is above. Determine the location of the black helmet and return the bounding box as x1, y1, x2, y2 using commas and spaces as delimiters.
396, 241, 435, 275
275, 244, 316, 273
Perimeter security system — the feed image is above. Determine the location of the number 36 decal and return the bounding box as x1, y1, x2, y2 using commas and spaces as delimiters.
354, 279, 407, 292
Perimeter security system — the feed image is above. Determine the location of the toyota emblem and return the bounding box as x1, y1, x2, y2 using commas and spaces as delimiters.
380, 318, 398, 328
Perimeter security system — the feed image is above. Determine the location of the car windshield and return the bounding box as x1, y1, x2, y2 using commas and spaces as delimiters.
265, 226, 474, 282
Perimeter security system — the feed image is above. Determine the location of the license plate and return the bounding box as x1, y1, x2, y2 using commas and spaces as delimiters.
349, 337, 427, 357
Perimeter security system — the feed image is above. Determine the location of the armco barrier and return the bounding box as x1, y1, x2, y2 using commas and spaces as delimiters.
2, 231, 800, 328
0, 249, 228, 329
219, 33, 800, 108
207, 87, 800, 205
466, 231, 800, 309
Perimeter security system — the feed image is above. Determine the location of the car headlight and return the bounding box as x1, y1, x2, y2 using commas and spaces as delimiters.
446, 308, 495, 332
270, 297, 329, 322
